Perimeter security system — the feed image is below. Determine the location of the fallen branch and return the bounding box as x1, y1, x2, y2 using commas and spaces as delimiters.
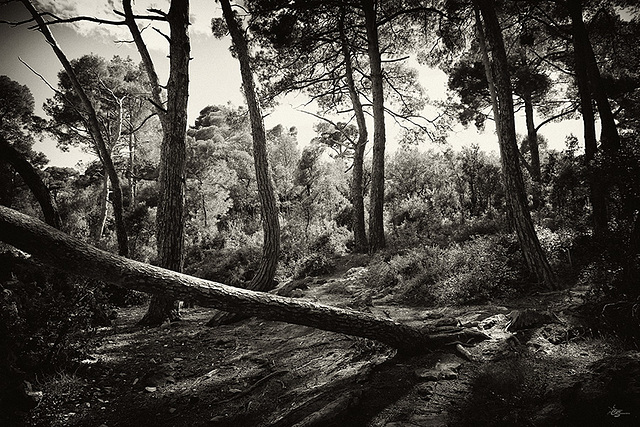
0, 206, 489, 354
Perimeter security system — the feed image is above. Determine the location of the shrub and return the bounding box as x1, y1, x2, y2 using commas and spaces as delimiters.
293, 253, 335, 279
309, 226, 351, 256
535, 226, 578, 270
186, 245, 262, 287
365, 234, 525, 306
451, 215, 508, 242
0, 249, 111, 376
361, 256, 400, 291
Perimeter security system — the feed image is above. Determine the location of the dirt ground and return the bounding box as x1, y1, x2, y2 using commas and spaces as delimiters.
15, 256, 640, 426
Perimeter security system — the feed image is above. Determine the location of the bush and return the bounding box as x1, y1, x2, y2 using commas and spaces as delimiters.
451, 357, 548, 426
361, 256, 400, 290
293, 253, 335, 279
309, 227, 351, 256
366, 234, 525, 306
451, 215, 508, 242
186, 245, 262, 287
0, 249, 111, 376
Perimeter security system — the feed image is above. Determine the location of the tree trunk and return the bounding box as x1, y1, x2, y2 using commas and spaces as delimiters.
122, 0, 167, 132
522, 90, 542, 210
92, 172, 109, 242
340, 8, 368, 253
139, 0, 190, 326
22, 0, 129, 257
0, 138, 61, 229
0, 206, 488, 354
0, 156, 12, 208
567, 0, 608, 238
128, 131, 136, 206
362, 0, 386, 253
474, 0, 558, 289
567, 0, 620, 153
207, 0, 281, 326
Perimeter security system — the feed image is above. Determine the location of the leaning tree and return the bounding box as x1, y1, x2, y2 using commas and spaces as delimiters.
472, 0, 558, 289
0, 205, 488, 354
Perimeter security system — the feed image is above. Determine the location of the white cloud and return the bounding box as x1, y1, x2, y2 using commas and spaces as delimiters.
35, 0, 217, 52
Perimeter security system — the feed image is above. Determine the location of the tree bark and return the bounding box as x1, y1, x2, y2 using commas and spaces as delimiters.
207, 0, 281, 326
0, 205, 488, 354
139, 0, 190, 326
340, 8, 368, 253
92, 172, 109, 242
0, 137, 61, 229
362, 0, 386, 253
21, 0, 128, 257
522, 90, 542, 210
474, 0, 558, 289
567, 0, 620, 153
567, 0, 608, 237
128, 131, 136, 206
568, 0, 623, 241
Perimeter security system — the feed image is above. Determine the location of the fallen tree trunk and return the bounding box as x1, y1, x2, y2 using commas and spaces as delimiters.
0, 206, 488, 353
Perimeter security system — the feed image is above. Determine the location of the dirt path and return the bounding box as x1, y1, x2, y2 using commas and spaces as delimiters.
23, 263, 639, 426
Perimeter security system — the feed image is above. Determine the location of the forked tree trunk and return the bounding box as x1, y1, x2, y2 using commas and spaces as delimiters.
139, 0, 190, 326
0, 206, 488, 354
567, 0, 621, 239
362, 0, 386, 253
207, 0, 281, 326
0, 138, 61, 229
567, 0, 620, 153
474, 0, 558, 290
340, 8, 368, 253
570, 23, 607, 238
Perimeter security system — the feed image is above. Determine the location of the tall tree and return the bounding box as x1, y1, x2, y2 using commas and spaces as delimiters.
121, 0, 191, 325
361, 0, 387, 252
339, 7, 369, 252
205, 0, 281, 326
45, 55, 150, 241
562, 0, 606, 237
473, 0, 557, 289
565, 0, 621, 238
21, 0, 129, 256
250, 0, 372, 252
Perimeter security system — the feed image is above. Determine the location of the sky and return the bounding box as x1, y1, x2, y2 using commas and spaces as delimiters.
0, 0, 584, 169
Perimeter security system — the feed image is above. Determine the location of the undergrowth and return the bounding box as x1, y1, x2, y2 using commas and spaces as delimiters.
364, 233, 526, 306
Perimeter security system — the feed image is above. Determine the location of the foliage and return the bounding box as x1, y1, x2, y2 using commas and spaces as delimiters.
0, 75, 35, 132
185, 228, 262, 288
0, 250, 110, 374
365, 233, 525, 306
292, 252, 335, 279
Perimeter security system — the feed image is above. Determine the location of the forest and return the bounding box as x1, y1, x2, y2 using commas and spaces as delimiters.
0, 0, 639, 425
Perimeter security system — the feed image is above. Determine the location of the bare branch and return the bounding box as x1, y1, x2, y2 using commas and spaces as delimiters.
153, 26, 171, 43
535, 104, 579, 132
147, 8, 167, 18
